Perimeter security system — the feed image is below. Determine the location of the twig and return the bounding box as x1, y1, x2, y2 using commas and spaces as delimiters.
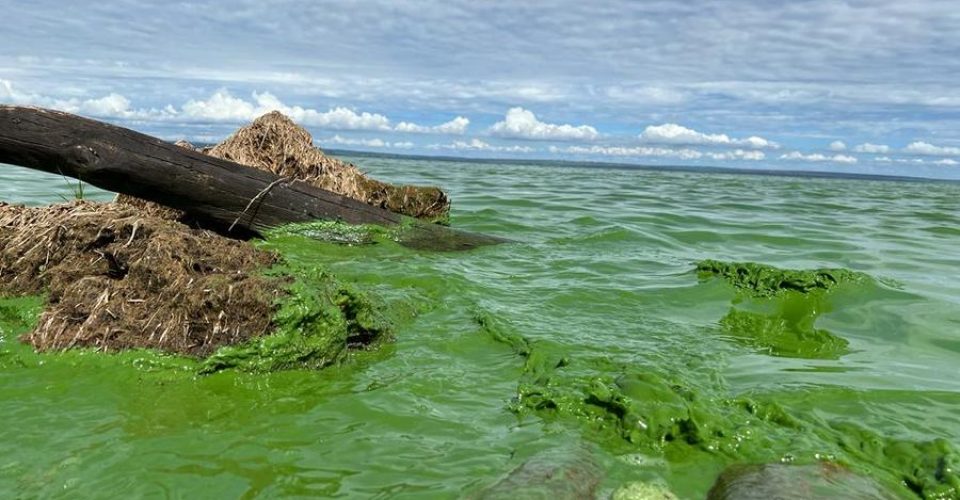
125, 220, 140, 247
228, 177, 290, 232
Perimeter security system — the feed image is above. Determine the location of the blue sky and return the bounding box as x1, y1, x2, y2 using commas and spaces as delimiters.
2, 0, 960, 178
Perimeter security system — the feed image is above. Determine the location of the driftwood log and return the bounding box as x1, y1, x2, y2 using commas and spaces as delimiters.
0, 106, 506, 251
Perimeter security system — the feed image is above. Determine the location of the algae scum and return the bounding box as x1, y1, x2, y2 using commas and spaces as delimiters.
3, 158, 960, 498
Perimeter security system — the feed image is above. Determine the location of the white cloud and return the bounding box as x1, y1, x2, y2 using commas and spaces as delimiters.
903, 141, 960, 156
934, 158, 958, 166
181, 89, 257, 121
489, 107, 598, 141
852, 142, 890, 153
550, 144, 704, 160
779, 151, 858, 164
77, 93, 133, 116
430, 139, 534, 153
829, 141, 847, 151
395, 116, 469, 134
873, 156, 922, 164
639, 123, 778, 149
707, 149, 766, 161
740, 136, 777, 149
323, 134, 414, 149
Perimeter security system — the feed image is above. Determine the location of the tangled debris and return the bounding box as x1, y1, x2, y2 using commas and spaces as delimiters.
117, 111, 451, 223
0, 201, 282, 357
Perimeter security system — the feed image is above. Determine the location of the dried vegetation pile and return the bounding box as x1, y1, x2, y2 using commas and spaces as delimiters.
0, 201, 283, 356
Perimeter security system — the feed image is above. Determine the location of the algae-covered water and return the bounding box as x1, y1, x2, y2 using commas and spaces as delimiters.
2, 157, 959, 498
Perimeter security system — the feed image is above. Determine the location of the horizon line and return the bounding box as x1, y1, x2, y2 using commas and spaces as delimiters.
325, 148, 960, 185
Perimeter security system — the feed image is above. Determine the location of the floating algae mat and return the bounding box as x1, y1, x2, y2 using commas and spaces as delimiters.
2, 158, 960, 498
476, 311, 959, 498
697, 260, 863, 359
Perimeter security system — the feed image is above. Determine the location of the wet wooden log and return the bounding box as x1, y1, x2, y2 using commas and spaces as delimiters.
0, 106, 507, 251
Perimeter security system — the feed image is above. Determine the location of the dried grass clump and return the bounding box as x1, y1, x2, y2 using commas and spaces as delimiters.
0, 201, 284, 356
118, 111, 450, 222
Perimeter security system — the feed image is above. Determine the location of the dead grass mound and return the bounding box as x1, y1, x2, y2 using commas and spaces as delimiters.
0, 201, 284, 356
118, 111, 450, 222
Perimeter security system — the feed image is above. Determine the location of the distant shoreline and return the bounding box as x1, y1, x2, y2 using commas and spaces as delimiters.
327, 148, 960, 185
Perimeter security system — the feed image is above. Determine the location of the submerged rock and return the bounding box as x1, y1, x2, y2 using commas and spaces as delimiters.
706, 463, 895, 500
467, 446, 603, 500
611, 481, 678, 500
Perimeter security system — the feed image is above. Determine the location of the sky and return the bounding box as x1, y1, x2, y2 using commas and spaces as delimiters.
2, 0, 960, 179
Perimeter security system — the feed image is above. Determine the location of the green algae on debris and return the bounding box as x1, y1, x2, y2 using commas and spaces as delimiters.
477, 313, 960, 499
696, 260, 868, 298
200, 266, 391, 374
264, 220, 393, 246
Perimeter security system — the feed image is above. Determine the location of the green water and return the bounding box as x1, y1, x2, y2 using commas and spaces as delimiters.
2, 158, 960, 498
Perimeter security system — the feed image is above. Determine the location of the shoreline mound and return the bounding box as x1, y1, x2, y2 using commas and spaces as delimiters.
117, 111, 451, 223
0, 201, 283, 357
0, 111, 427, 368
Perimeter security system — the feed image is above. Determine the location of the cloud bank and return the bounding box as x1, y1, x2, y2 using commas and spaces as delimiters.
2, 77, 957, 172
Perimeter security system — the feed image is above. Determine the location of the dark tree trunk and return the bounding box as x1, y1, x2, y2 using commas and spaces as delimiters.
0, 106, 507, 251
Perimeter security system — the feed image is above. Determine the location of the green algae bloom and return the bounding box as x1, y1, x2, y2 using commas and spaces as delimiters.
696, 259, 868, 298
477, 312, 960, 499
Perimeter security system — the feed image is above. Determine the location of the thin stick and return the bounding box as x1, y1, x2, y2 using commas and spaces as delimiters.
228, 177, 290, 232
